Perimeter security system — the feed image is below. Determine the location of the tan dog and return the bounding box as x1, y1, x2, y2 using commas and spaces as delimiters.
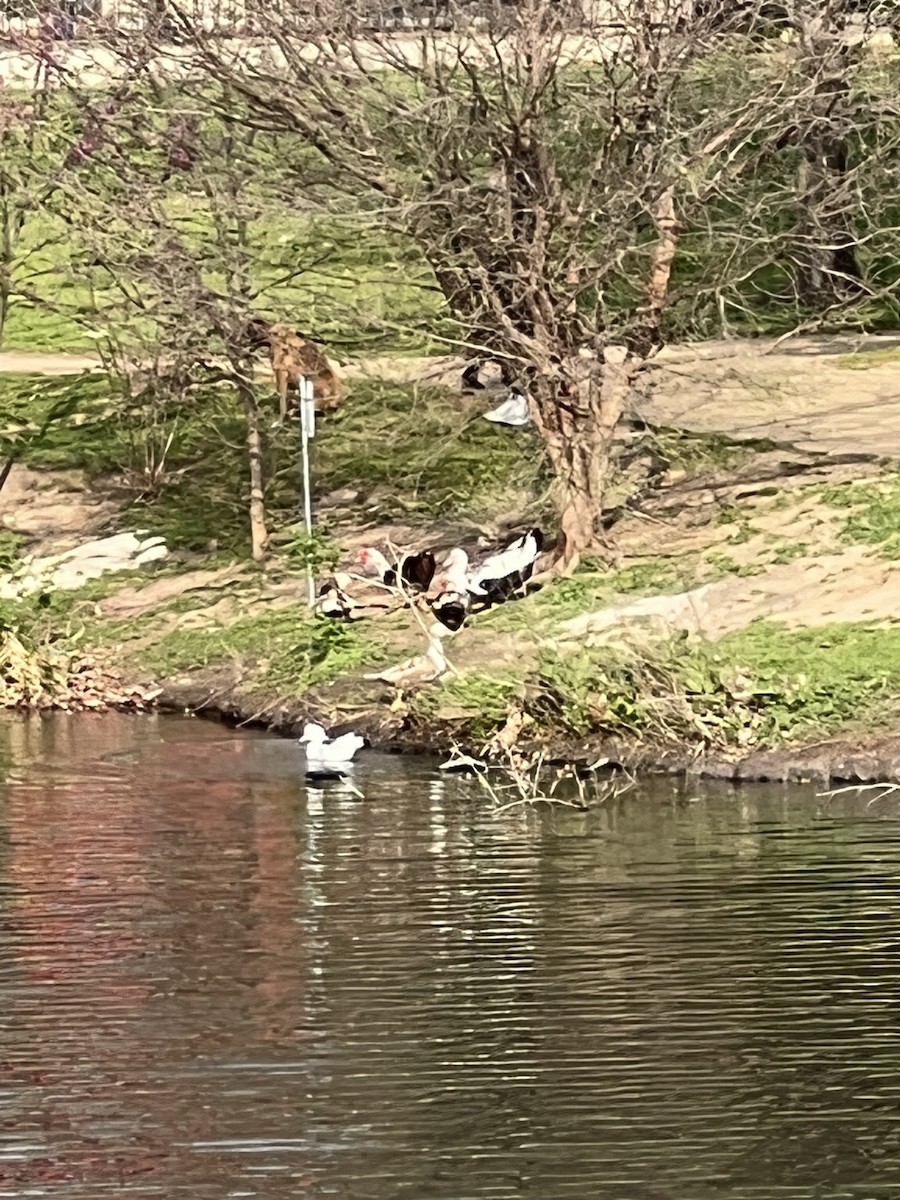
246, 319, 343, 420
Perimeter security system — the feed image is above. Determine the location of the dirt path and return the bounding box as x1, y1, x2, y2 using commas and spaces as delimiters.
4, 332, 900, 458
641, 334, 900, 461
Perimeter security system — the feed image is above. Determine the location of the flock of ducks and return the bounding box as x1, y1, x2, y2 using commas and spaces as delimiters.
301, 528, 545, 776
318, 527, 544, 634
313, 528, 544, 688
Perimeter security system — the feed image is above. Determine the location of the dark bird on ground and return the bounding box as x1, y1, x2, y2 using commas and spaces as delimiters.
353, 546, 436, 593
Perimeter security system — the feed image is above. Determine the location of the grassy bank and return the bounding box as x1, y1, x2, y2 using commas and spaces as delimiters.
0, 361, 899, 771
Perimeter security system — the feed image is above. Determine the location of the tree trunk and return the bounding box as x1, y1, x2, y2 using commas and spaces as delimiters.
633, 186, 680, 356
236, 377, 269, 562
795, 145, 863, 307
793, 14, 863, 307
0, 284, 9, 351
531, 347, 637, 573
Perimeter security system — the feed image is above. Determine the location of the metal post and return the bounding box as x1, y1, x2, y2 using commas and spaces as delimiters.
299, 375, 316, 607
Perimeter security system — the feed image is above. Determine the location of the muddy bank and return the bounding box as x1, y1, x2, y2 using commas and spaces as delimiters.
155, 671, 900, 786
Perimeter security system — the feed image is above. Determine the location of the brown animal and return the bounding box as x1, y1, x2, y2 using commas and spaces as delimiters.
245, 318, 343, 420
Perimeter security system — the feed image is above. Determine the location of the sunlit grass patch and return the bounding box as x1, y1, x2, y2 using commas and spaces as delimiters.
819, 471, 900, 558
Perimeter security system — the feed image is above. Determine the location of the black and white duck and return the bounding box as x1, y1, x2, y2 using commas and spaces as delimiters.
314, 573, 356, 620
467, 527, 544, 600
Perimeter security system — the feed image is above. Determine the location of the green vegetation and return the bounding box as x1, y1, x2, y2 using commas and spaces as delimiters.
0, 372, 547, 557
135, 605, 377, 696
7, 47, 900, 360
703, 551, 764, 578
651, 427, 763, 477
820, 471, 900, 558
3, 211, 445, 356
0, 571, 161, 708
768, 541, 811, 565
416, 671, 522, 739
3, 51, 900, 745
426, 619, 900, 752
838, 345, 900, 370
317, 379, 547, 521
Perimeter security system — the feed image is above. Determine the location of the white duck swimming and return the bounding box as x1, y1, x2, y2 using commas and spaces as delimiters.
299, 721, 365, 768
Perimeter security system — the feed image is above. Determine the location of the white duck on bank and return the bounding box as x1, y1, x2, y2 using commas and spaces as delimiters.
422, 530, 544, 630
314, 573, 356, 620
299, 721, 365, 769
468, 527, 544, 600
424, 547, 472, 631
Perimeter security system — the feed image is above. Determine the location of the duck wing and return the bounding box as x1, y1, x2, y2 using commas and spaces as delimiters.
469, 528, 543, 597
399, 550, 436, 592
321, 732, 364, 761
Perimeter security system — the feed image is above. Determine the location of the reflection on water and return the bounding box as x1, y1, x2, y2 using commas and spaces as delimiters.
1, 714, 900, 1195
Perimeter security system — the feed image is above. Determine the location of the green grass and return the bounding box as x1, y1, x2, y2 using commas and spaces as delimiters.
652, 427, 764, 477
837, 346, 900, 370
316, 379, 548, 521
3, 208, 446, 356
136, 605, 376, 695
415, 670, 522, 738
703, 551, 764, 578
819, 472, 900, 558
768, 541, 811, 565
426, 618, 900, 751
9, 53, 900, 362
710, 619, 900, 738
0, 372, 545, 558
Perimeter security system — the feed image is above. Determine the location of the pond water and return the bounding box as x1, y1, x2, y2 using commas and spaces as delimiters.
0, 714, 899, 1197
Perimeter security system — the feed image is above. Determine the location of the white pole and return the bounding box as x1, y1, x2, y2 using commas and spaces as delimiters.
299, 375, 316, 607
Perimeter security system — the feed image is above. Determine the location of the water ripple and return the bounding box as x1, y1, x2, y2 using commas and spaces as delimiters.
0, 714, 899, 1195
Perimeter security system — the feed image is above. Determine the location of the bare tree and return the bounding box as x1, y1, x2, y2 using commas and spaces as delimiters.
789, 1, 865, 305
0, 30, 73, 347
127, 0, 887, 568
53, 82, 350, 560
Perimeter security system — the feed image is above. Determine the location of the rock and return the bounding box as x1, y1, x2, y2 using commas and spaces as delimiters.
321, 487, 360, 507
6, 502, 109, 536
